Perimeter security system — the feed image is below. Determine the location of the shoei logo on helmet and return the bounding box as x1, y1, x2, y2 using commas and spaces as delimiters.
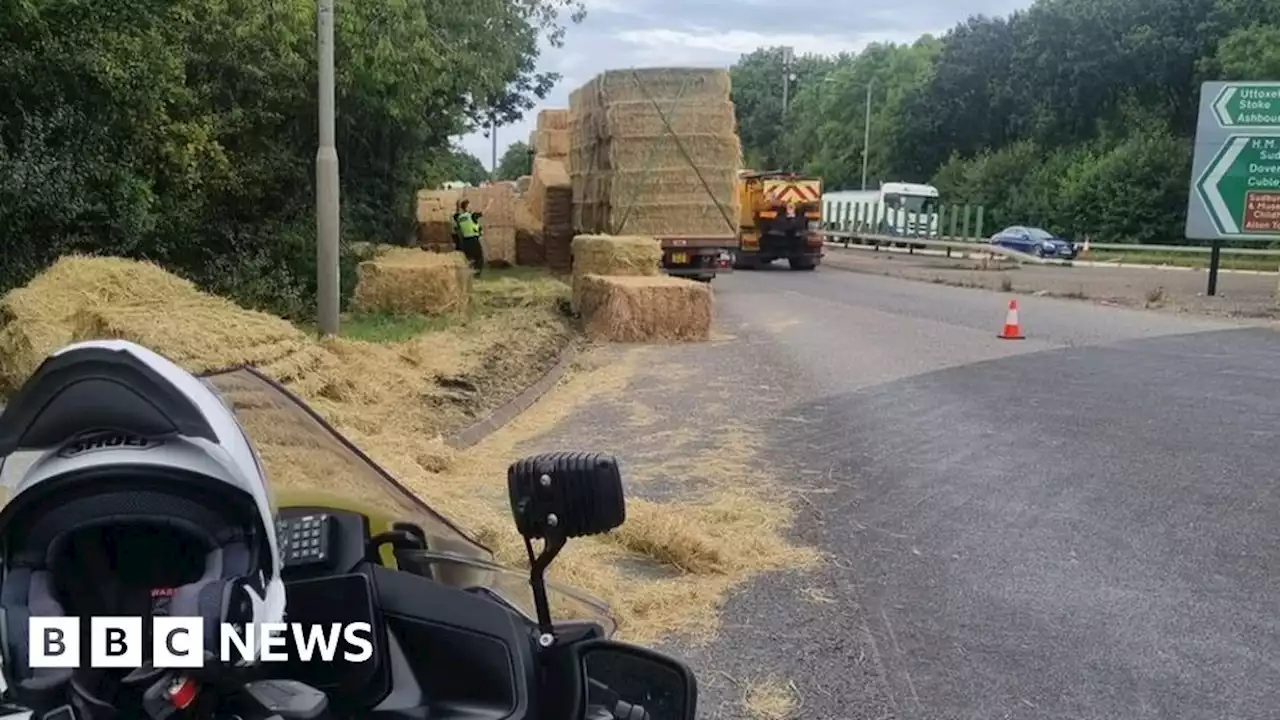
27, 618, 374, 668
58, 431, 162, 458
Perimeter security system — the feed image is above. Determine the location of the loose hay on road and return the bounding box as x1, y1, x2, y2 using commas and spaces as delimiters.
0, 256, 806, 648
0, 255, 332, 395
425, 348, 819, 644
352, 248, 472, 316
577, 275, 712, 343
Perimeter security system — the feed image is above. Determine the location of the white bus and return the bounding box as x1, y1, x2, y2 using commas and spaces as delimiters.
823, 182, 941, 237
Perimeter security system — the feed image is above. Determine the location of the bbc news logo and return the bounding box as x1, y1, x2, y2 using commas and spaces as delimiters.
29, 618, 374, 668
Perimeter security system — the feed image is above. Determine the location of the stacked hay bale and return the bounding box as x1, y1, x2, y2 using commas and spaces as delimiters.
351, 248, 472, 316
414, 184, 518, 265
570, 234, 711, 342
568, 68, 742, 236
415, 189, 461, 252
459, 184, 517, 266
530, 109, 569, 162
522, 109, 574, 270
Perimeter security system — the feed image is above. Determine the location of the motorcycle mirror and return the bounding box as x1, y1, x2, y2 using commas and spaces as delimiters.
576, 639, 698, 720
508, 451, 626, 540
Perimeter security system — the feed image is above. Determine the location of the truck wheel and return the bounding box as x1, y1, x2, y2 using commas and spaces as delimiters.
734, 255, 757, 270
789, 257, 817, 271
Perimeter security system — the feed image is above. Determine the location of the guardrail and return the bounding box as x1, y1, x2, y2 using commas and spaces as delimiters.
823, 229, 1280, 263
823, 230, 1065, 265
1075, 243, 1280, 256
822, 199, 1280, 259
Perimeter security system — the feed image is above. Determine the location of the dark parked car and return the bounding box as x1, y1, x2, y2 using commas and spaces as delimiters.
989, 226, 1076, 259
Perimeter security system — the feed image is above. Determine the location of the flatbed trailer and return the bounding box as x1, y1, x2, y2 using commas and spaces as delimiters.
658, 235, 738, 282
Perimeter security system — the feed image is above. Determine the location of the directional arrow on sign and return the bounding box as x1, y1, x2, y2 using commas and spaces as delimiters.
1196, 134, 1280, 235
1212, 84, 1280, 127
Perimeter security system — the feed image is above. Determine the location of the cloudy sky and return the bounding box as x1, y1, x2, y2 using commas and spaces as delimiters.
457, 0, 1033, 168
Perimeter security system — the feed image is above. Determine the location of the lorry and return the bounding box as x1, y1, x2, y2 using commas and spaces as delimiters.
658, 237, 736, 282
823, 182, 941, 238
734, 171, 825, 270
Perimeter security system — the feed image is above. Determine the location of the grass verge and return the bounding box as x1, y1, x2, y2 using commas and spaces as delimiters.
1084, 250, 1280, 272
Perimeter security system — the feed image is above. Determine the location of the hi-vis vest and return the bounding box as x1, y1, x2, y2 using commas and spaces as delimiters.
455, 211, 481, 238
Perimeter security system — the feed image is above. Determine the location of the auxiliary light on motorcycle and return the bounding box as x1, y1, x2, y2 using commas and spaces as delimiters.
508, 452, 626, 640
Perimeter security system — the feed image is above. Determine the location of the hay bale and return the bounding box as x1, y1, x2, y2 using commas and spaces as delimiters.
570, 235, 661, 277
537, 109, 570, 131
416, 220, 453, 248
516, 230, 545, 266
351, 249, 471, 316
569, 234, 662, 312
567, 67, 743, 236
459, 185, 515, 227
417, 189, 462, 223
583, 168, 737, 209
532, 129, 569, 158
571, 68, 732, 109
579, 201, 735, 236
544, 187, 574, 273
483, 226, 517, 267
593, 134, 742, 171
576, 274, 711, 343
599, 100, 736, 138
529, 157, 571, 223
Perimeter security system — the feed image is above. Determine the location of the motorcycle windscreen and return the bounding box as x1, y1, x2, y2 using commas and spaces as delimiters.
396, 550, 617, 638
201, 367, 493, 564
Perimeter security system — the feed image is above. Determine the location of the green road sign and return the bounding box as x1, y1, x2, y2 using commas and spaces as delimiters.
1213, 84, 1280, 127
1195, 135, 1280, 235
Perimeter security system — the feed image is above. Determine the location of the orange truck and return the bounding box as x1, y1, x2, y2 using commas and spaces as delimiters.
734, 171, 824, 270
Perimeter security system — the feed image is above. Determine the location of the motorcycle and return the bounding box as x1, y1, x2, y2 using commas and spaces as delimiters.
0, 363, 698, 720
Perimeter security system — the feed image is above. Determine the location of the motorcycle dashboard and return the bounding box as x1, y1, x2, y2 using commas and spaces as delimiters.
275, 506, 544, 719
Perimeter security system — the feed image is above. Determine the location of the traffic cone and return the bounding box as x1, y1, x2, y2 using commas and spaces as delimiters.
998, 299, 1025, 340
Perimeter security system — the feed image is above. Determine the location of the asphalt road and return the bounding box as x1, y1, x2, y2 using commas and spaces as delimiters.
532, 266, 1280, 719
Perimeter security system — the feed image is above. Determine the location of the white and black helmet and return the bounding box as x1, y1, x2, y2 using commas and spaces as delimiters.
0, 340, 285, 712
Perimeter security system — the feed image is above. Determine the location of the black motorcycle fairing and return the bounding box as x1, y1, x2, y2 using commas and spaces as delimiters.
273, 569, 391, 712
367, 563, 535, 719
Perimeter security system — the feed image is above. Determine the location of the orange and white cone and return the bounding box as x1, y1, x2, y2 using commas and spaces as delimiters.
998, 299, 1025, 340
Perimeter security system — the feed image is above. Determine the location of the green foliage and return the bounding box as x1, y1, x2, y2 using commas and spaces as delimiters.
0, 0, 582, 319
496, 141, 534, 180
729, 0, 1269, 244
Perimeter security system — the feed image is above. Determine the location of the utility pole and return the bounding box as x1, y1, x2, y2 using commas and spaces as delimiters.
861, 80, 873, 190
490, 116, 499, 179
780, 46, 795, 117
315, 0, 340, 336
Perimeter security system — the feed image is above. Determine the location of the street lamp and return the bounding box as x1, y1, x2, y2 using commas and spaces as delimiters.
781, 46, 795, 117
316, 0, 340, 336
861, 80, 872, 190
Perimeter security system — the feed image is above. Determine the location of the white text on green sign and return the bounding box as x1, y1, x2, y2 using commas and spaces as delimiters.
1213, 85, 1280, 127
1196, 135, 1280, 235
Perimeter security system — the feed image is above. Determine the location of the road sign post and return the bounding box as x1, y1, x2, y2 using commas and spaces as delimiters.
1186, 81, 1280, 296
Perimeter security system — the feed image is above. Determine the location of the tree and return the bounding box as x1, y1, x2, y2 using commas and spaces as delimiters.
495, 141, 533, 180
728, 0, 1275, 245
0, 0, 585, 317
